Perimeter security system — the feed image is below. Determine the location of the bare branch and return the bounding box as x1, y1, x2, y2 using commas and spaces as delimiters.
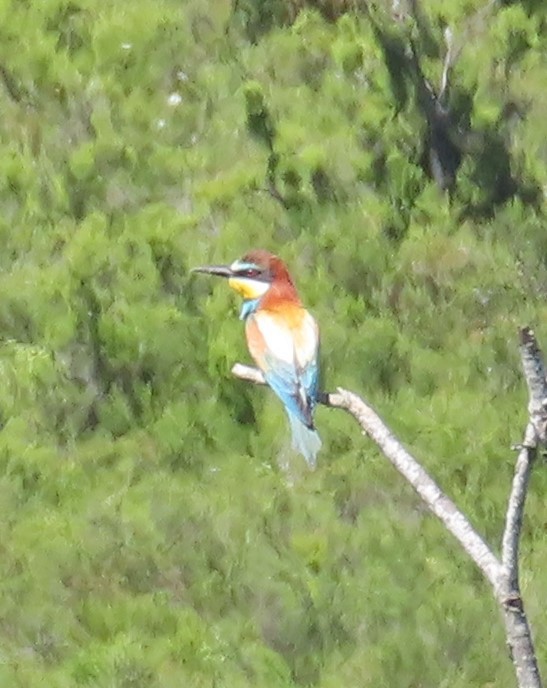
427, 0, 501, 80
232, 363, 267, 385
499, 436, 540, 688
502, 328, 547, 583
324, 387, 502, 590
501, 600, 543, 688
264, 181, 290, 210
494, 328, 545, 688
501, 423, 536, 587
232, 333, 545, 688
231, 363, 501, 591
439, 26, 454, 102
519, 326, 547, 442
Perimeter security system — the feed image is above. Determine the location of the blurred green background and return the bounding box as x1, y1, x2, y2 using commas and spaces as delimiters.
0, 0, 545, 685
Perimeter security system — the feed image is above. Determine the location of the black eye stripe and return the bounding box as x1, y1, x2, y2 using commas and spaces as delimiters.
234, 266, 272, 282
240, 268, 260, 278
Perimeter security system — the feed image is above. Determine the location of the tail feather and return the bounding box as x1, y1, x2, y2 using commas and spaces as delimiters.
287, 412, 322, 469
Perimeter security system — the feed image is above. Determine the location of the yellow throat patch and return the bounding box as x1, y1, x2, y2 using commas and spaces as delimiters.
228, 277, 269, 300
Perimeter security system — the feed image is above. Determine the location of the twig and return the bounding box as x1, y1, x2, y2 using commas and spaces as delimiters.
264, 181, 290, 210
0, 64, 31, 105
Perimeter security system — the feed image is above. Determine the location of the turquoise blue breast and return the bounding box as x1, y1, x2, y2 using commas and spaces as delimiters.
240, 298, 261, 320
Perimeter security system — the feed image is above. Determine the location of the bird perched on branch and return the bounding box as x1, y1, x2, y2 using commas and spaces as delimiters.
192, 249, 321, 468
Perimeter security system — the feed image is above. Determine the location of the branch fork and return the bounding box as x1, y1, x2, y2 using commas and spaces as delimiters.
231, 325, 544, 688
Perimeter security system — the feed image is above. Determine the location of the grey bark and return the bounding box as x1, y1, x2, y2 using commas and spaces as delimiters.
231, 326, 544, 688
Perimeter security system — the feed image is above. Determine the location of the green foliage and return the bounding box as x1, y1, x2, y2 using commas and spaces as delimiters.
0, 0, 545, 686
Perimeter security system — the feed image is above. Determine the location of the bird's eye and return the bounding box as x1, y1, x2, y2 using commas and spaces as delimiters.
244, 268, 260, 278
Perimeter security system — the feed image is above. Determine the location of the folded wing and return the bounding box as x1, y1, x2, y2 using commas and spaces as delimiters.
246, 308, 319, 428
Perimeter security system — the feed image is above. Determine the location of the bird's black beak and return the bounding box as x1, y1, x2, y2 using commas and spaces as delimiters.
191, 265, 234, 278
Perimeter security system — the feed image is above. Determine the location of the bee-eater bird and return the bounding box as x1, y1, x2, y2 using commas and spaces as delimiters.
193, 250, 321, 468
